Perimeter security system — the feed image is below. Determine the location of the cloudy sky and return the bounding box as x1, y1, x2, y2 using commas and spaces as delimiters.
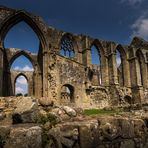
1, 0, 148, 94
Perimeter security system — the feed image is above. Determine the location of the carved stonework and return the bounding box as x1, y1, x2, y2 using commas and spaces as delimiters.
0, 9, 13, 23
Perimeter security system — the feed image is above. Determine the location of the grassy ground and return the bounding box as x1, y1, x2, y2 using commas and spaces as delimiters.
83, 108, 121, 116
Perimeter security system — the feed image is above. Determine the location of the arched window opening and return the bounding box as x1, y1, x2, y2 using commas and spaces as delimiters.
11, 55, 34, 72
60, 36, 75, 58
91, 45, 102, 85
116, 50, 121, 68
61, 84, 74, 104
116, 49, 124, 86
91, 45, 101, 65
15, 75, 28, 96
4, 21, 39, 54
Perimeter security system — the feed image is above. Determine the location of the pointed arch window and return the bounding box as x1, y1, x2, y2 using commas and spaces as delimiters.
60, 36, 75, 58
4, 21, 39, 54
116, 48, 124, 86
11, 55, 34, 72
15, 75, 28, 96
91, 45, 101, 65
61, 84, 74, 104
90, 45, 102, 85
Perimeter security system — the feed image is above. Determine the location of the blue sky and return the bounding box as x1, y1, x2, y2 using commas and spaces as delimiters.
1, 0, 148, 94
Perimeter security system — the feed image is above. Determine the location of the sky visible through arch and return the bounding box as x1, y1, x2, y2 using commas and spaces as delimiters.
11, 55, 34, 95
1, 0, 148, 94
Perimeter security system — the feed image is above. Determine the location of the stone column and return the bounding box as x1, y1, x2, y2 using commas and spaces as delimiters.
34, 63, 42, 98
0, 48, 3, 96
108, 52, 118, 85
122, 57, 131, 87
129, 57, 143, 103
107, 44, 119, 105
28, 75, 33, 96
101, 55, 109, 86
86, 48, 92, 68
146, 63, 148, 89
42, 51, 48, 97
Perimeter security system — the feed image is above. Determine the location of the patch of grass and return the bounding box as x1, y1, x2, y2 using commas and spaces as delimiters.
84, 109, 120, 116
36, 113, 59, 126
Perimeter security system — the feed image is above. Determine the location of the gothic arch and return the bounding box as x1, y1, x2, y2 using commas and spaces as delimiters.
14, 73, 28, 95
9, 50, 35, 69
115, 44, 130, 87
0, 11, 47, 97
14, 72, 28, 83
90, 39, 106, 57
0, 11, 47, 52
59, 33, 78, 58
90, 39, 109, 86
60, 84, 75, 104
115, 44, 127, 60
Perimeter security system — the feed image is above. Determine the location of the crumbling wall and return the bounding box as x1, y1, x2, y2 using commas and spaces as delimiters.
0, 6, 148, 108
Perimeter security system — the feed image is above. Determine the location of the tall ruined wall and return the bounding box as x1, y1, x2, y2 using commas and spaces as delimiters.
0, 6, 148, 108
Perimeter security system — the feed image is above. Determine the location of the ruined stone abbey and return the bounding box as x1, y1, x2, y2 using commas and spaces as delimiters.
0, 6, 148, 108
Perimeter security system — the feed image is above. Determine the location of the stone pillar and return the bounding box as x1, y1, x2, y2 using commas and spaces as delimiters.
86, 48, 92, 67
34, 71, 42, 98
42, 51, 48, 97
146, 63, 148, 89
28, 76, 33, 96
0, 48, 3, 96
108, 52, 118, 85
107, 44, 119, 105
101, 56, 109, 86
76, 49, 83, 64
122, 57, 131, 87
129, 57, 144, 103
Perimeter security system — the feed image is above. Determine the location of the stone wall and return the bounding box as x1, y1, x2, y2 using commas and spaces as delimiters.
0, 6, 148, 108
1, 115, 148, 148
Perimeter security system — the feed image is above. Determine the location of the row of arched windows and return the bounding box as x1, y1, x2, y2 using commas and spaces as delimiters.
2, 18, 145, 96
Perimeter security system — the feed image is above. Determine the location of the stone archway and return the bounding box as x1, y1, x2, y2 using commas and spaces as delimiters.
0, 11, 48, 97
60, 84, 75, 105
11, 71, 33, 96
115, 44, 131, 87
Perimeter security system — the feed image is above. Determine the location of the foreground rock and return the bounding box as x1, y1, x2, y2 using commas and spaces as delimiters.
12, 97, 38, 124
48, 106, 77, 122
0, 125, 42, 148
0, 116, 148, 148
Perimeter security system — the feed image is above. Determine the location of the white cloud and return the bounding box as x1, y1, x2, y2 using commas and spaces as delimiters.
13, 66, 20, 71
121, 0, 144, 5
131, 12, 148, 40
116, 56, 121, 67
15, 86, 24, 94
15, 76, 28, 95
22, 65, 34, 71
16, 76, 27, 85
13, 65, 34, 71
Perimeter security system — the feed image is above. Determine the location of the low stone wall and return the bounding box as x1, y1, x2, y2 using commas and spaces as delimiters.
0, 117, 148, 148
1, 97, 148, 148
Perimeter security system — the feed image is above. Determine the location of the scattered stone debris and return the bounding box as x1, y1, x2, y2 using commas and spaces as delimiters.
12, 97, 38, 124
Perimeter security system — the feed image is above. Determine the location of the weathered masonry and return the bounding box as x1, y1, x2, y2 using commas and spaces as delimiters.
0, 6, 148, 108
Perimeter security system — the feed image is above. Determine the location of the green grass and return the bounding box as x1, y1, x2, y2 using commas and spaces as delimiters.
84, 109, 120, 116
36, 113, 59, 126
